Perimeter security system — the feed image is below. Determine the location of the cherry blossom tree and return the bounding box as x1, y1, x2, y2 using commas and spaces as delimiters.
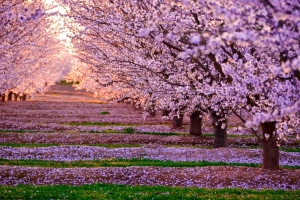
148, 0, 300, 170
61, 0, 300, 170
0, 0, 70, 101
63, 0, 212, 135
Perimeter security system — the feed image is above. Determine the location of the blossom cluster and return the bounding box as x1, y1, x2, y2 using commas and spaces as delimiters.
0, 0, 71, 98
61, 0, 300, 142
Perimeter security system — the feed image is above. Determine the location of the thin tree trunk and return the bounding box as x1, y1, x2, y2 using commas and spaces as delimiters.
261, 121, 279, 170
189, 111, 202, 136
7, 92, 13, 101
1, 94, 5, 102
14, 93, 21, 101
211, 111, 228, 148
172, 113, 184, 129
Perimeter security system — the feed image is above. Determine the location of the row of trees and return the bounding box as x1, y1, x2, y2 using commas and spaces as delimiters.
0, 0, 70, 101
62, 0, 300, 170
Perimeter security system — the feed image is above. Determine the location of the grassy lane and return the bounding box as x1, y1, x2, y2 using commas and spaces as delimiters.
0, 158, 299, 169
0, 183, 299, 200
0, 142, 299, 152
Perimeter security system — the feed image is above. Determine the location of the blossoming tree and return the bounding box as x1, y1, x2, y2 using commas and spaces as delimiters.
62, 0, 300, 170
0, 0, 70, 101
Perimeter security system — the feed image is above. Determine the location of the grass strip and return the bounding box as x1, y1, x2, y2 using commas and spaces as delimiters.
0, 158, 298, 169
0, 183, 299, 200
0, 130, 40, 133
66, 122, 139, 127
100, 111, 110, 115
280, 147, 300, 152
57, 80, 79, 85
0, 143, 60, 148
136, 131, 181, 136
0, 130, 54, 133
1, 142, 299, 152
88, 129, 185, 135
0, 143, 141, 148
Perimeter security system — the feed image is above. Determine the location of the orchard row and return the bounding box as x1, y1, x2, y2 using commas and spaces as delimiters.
60, 1, 300, 170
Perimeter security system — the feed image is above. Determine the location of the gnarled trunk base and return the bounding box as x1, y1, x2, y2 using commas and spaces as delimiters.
261, 122, 279, 170
172, 114, 184, 129
211, 112, 228, 148
21, 95, 26, 101
7, 92, 13, 101
1, 94, 5, 102
148, 110, 156, 117
189, 111, 202, 136
162, 110, 170, 117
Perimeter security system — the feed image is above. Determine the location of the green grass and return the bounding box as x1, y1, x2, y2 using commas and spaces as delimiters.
66, 122, 137, 126
0, 143, 60, 148
0, 143, 141, 148
227, 134, 256, 138
100, 111, 110, 115
88, 144, 142, 148
90, 129, 116, 133
166, 144, 214, 149
0, 158, 298, 169
123, 127, 135, 134
88, 129, 184, 136
57, 80, 80, 85
1, 142, 299, 153
0, 183, 299, 200
232, 145, 300, 153
137, 131, 182, 136
0, 158, 258, 168
0, 130, 54, 133
280, 147, 300, 152
0, 130, 35, 133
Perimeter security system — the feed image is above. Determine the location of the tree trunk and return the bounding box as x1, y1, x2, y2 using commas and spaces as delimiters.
7, 92, 13, 101
1, 94, 5, 102
261, 121, 279, 170
189, 111, 202, 136
172, 113, 184, 129
211, 111, 228, 148
148, 109, 156, 117
21, 94, 26, 101
162, 109, 170, 117
14, 93, 19, 101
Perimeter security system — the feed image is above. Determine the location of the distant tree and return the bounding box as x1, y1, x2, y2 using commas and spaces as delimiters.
0, 0, 71, 100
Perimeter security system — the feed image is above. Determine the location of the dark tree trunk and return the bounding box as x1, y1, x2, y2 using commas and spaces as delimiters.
14, 93, 19, 101
7, 92, 13, 101
148, 109, 156, 117
162, 109, 170, 117
172, 113, 184, 129
261, 121, 279, 170
211, 111, 228, 148
146, 104, 156, 117
21, 94, 26, 101
189, 111, 202, 136
1, 94, 5, 102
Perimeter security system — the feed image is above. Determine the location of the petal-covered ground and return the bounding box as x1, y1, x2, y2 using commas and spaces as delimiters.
1, 166, 299, 190
0, 146, 299, 166
0, 84, 299, 190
